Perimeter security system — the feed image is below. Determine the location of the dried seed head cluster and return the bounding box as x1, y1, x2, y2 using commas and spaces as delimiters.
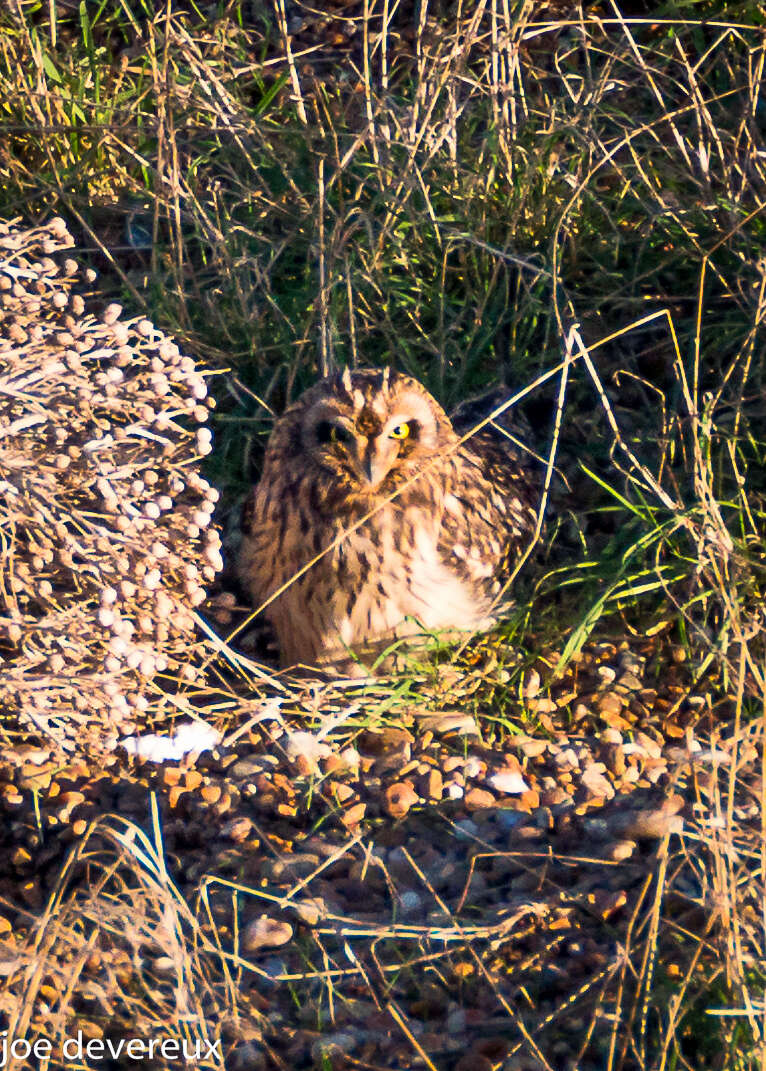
0, 219, 220, 753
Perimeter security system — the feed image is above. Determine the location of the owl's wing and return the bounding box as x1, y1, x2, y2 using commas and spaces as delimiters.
438, 388, 539, 606
449, 385, 534, 446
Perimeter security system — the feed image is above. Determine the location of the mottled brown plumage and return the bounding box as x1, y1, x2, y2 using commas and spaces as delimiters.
238, 368, 538, 670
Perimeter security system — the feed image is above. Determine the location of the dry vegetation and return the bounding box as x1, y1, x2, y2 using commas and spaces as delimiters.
0, 219, 219, 753
1, 1, 766, 1069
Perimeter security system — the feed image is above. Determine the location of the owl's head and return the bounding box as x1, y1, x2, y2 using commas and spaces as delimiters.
271, 367, 457, 510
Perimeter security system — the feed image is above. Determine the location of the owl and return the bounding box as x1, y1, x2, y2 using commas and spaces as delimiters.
237, 367, 538, 670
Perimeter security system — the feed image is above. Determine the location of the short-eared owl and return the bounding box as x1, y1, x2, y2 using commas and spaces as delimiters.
238, 368, 538, 669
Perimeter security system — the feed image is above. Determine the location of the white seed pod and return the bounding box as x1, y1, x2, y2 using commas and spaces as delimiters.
150, 374, 169, 397
144, 501, 161, 520
97, 608, 115, 628
119, 580, 137, 599
139, 653, 156, 677
155, 592, 173, 618
205, 547, 223, 572
101, 587, 118, 606
48, 217, 69, 238
159, 341, 179, 361
188, 376, 207, 400
39, 580, 53, 598
143, 568, 161, 591
137, 319, 154, 337
126, 648, 142, 670
102, 303, 122, 324
112, 693, 130, 714
108, 636, 128, 658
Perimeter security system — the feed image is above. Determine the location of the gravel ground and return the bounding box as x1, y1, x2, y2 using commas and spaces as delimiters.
0, 636, 760, 1070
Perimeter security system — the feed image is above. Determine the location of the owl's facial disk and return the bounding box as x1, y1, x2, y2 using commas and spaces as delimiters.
305, 384, 443, 495
309, 411, 418, 490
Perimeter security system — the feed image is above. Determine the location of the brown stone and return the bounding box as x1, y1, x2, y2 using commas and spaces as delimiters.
184, 769, 203, 790
168, 785, 186, 808
605, 839, 636, 862
518, 738, 547, 758
201, 783, 221, 804
221, 815, 254, 842
425, 768, 443, 801
519, 788, 540, 810
358, 728, 413, 755
329, 781, 355, 804
464, 787, 496, 811
384, 781, 419, 819
597, 692, 626, 717
603, 744, 626, 777
342, 802, 366, 827
242, 916, 293, 952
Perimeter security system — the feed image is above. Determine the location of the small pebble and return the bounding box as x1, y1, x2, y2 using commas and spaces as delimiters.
242, 917, 293, 953
487, 769, 530, 795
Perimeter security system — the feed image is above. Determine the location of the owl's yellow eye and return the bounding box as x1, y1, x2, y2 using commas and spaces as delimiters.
389, 423, 410, 440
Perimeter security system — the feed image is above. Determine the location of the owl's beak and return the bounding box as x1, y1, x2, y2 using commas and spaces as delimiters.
360, 443, 391, 488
